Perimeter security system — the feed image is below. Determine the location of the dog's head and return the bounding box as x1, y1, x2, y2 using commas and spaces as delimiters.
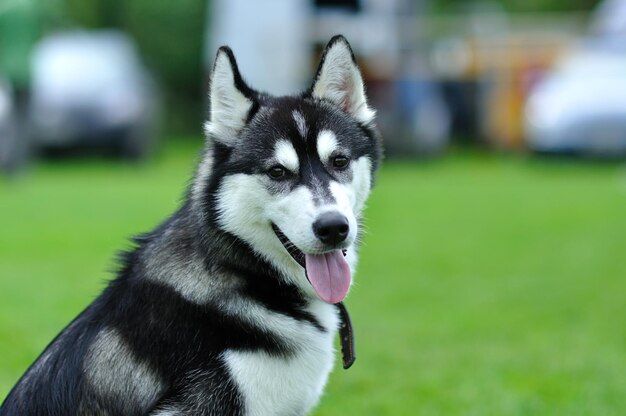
196, 36, 381, 303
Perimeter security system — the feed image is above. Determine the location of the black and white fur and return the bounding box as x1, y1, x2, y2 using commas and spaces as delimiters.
0, 35, 382, 416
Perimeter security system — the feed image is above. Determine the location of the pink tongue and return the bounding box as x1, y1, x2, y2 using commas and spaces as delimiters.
305, 250, 351, 304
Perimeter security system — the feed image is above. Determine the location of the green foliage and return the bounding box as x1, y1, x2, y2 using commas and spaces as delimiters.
64, 0, 206, 84
63, 0, 208, 134
433, 0, 602, 13
0, 0, 44, 86
121, 0, 208, 134
1, 143, 626, 413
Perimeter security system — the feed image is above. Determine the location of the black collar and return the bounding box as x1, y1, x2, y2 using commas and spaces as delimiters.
335, 301, 355, 369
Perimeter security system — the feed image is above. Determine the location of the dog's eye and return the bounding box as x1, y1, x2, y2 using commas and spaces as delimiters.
268, 165, 287, 179
332, 155, 350, 170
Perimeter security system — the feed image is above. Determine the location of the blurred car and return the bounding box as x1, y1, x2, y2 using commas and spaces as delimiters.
524, 42, 626, 156
29, 31, 160, 159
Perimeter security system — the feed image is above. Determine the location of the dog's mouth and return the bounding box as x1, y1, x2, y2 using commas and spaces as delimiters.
272, 224, 351, 304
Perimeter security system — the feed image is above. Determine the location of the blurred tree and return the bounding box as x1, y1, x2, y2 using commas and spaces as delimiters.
64, 0, 121, 28
432, 0, 602, 13
0, 0, 43, 89
64, 0, 208, 135
122, 0, 208, 134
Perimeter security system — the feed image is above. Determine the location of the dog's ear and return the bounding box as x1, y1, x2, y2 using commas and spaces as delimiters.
309, 35, 375, 125
204, 47, 256, 144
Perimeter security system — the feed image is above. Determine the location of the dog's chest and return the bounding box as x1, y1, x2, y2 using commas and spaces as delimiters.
223, 303, 339, 416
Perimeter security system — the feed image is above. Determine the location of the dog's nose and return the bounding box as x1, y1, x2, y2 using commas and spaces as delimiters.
313, 212, 349, 246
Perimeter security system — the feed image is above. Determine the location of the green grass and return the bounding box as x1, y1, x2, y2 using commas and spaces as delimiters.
1, 142, 626, 414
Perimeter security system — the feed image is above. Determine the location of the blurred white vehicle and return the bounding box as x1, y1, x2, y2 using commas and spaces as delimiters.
525, 43, 626, 156
525, 0, 626, 156
29, 31, 160, 159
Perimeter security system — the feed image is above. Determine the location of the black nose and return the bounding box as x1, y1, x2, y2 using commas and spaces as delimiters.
313, 212, 350, 246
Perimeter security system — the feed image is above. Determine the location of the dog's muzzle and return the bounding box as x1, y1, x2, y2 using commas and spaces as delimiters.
271, 223, 350, 304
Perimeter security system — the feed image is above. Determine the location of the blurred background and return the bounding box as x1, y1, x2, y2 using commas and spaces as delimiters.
1, 0, 626, 414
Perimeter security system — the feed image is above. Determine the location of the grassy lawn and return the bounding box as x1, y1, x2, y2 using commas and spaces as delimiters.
1, 140, 626, 414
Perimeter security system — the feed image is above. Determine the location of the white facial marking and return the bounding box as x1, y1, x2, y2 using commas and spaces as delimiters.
274, 140, 299, 172
214, 154, 373, 297
270, 185, 325, 252
319, 181, 358, 256
349, 156, 373, 213
215, 174, 310, 291
316, 130, 338, 163
292, 110, 308, 139
85, 328, 164, 411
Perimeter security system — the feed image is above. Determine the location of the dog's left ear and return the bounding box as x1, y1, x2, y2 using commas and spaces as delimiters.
205, 47, 256, 144
310, 35, 375, 125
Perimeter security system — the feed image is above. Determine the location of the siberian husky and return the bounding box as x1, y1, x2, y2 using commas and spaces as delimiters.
1, 35, 382, 415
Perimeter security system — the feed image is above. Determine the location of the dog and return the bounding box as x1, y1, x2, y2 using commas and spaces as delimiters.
0, 35, 382, 415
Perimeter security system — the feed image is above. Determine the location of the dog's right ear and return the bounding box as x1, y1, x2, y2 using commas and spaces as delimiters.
204, 47, 256, 144
309, 35, 375, 125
